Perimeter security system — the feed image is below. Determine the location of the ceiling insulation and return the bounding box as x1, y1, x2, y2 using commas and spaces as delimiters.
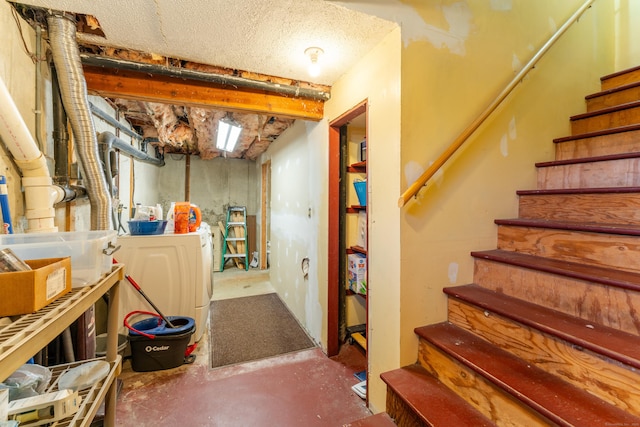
9, 0, 397, 160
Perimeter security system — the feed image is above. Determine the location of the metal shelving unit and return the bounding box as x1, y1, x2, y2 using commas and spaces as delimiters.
0, 264, 124, 426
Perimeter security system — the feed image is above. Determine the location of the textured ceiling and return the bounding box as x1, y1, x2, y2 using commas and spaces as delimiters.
14, 0, 397, 86
12, 0, 395, 159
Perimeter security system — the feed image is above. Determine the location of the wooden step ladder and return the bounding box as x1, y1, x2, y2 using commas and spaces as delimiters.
219, 206, 249, 271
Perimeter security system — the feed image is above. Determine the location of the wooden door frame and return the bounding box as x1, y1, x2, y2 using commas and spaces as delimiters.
328, 100, 368, 357
260, 160, 271, 270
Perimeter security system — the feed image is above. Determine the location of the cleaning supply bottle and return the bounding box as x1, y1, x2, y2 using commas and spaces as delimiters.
188, 204, 202, 232
155, 204, 163, 223
165, 202, 175, 233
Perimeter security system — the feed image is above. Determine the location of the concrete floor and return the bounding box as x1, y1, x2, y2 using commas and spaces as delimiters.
115, 268, 370, 426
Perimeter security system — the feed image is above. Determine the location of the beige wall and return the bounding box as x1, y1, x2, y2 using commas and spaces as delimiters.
0, 1, 37, 232
325, 26, 402, 412
398, 0, 615, 370
261, 25, 401, 412
615, 0, 640, 70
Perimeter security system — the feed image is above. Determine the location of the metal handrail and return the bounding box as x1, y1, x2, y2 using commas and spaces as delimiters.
398, 0, 596, 208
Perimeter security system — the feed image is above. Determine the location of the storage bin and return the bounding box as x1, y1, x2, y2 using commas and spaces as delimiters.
0, 230, 117, 287
128, 220, 167, 235
353, 180, 366, 206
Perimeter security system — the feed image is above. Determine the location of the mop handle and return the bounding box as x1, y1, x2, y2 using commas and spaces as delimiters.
113, 258, 176, 328
124, 274, 176, 328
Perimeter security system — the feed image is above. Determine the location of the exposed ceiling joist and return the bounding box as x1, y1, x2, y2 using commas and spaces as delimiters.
83, 65, 325, 122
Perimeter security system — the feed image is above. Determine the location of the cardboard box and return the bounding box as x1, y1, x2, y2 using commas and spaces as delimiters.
0, 258, 71, 317
8, 389, 80, 426
348, 253, 366, 295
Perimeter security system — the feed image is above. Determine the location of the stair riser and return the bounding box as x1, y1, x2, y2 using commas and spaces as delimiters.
416, 340, 552, 426
555, 129, 640, 160
473, 258, 640, 335
602, 70, 640, 91
518, 192, 640, 225
497, 225, 640, 273
586, 86, 640, 112
537, 157, 640, 190
571, 106, 640, 134
385, 391, 426, 427
448, 297, 640, 415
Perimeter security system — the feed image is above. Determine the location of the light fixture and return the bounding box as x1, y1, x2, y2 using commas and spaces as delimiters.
304, 47, 324, 78
216, 117, 242, 152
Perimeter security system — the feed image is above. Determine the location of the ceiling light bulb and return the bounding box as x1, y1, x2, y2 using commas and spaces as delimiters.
305, 47, 324, 78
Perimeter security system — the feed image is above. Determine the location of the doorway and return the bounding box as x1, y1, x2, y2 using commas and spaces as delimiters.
328, 100, 368, 358
260, 160, 271, 270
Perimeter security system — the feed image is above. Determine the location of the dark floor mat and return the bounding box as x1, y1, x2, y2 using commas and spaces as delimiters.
209, 293, 315, 368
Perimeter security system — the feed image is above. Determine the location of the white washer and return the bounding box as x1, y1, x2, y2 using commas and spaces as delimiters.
115, 224, 213, 344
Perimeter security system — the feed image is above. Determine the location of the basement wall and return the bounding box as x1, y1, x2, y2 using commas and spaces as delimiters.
0, 0, 36, 232
614, 0, 640, 70
157, 155, 258, 270
260, 120, 326, 343
261, 26, 402, 412
397, 0, 616, 377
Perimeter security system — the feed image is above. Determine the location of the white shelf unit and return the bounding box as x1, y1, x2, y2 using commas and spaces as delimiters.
0, 264, 124, 426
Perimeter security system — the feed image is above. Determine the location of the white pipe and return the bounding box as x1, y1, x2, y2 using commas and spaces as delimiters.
0, 75, 61, 233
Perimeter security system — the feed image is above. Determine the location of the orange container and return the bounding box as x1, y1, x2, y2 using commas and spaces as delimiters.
173, 202, 190, 234
189, 204, 202, 232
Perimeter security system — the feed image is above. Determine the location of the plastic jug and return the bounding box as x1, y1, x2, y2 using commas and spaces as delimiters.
189, 204, 202, 232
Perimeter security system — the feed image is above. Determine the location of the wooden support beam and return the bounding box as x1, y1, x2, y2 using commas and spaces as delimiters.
82, 65, 324, 121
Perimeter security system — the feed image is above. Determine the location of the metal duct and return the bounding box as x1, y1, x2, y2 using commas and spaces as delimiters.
98, 132, 164, 167
47, 14, 111, 231
51, 65, 69, 185
80, 53, 331, 101
90, 103, 143, 141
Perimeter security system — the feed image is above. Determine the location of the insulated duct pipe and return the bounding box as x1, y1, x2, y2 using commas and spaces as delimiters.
0, 75, 63, 233
47, 13, 111, 231
80, 53, 331, 101
90, 103, 143, 141
98, 132, 164, 167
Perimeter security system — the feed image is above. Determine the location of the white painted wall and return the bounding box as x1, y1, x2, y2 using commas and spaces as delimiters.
260, 120, 326, 342
263, 26, 402, 412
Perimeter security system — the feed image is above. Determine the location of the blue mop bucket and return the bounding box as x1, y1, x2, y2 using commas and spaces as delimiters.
124, 311, 195, 372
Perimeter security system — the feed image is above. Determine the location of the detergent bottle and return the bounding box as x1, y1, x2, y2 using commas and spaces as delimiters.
165, 202, 175, 233
188, 204, 202, 232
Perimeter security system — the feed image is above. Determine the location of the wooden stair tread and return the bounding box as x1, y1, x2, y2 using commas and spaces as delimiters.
601, 65, 640, 83
343, 412, 396, 427
570, 99, 640, 121
535, 150, 640, 167
553, 123, 640, 143
517, 186, 640, 196
444, 282, 640, 369
586, 80, 640, 100
472, 249, 640, 292
415, 323, 640, 426
494, 217, 640, 236
380, 365, 496, 427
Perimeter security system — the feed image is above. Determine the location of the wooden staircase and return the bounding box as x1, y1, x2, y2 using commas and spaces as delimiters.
380, 66, 640, 426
